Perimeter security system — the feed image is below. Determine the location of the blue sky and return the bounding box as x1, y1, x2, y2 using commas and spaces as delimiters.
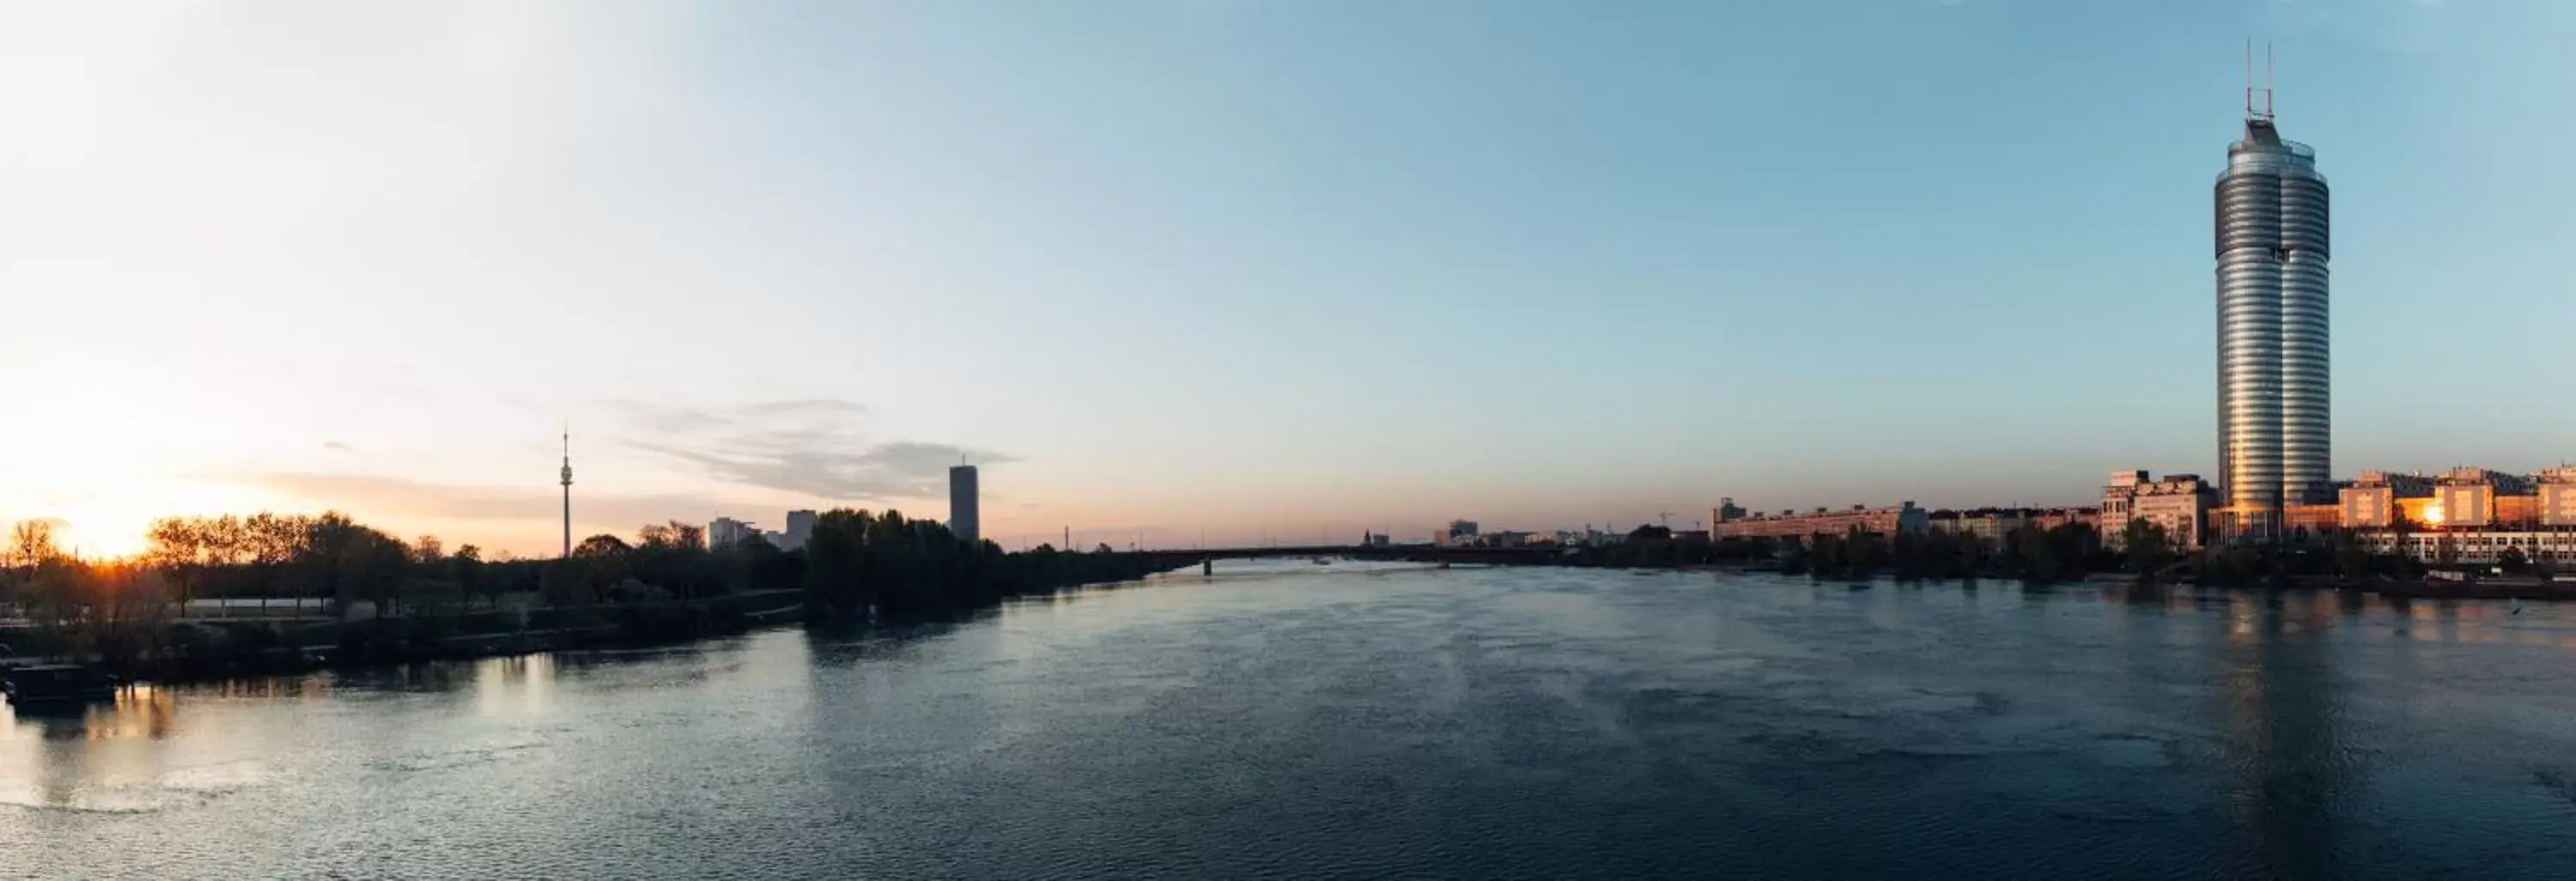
3, 0, 2571, 555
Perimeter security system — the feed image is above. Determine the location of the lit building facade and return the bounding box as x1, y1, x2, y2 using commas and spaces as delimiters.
2363, 532, 2576, 566
2337, 471, 2433, 529
2254, 465, 2576, 563
2543, 467, 2576, 527
2101, 471, 2221, 550
2429, 467, 2535, 529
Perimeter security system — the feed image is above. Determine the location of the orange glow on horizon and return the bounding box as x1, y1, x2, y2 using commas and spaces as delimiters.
1, 479, 286, 562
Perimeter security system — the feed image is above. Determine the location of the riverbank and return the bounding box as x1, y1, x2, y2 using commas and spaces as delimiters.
1737, 565, 2576, 603
12, 562, 1193, 686
30, 589, 809, 685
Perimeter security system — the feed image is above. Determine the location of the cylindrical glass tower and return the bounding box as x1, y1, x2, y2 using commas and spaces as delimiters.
2215, 116, 2329, 537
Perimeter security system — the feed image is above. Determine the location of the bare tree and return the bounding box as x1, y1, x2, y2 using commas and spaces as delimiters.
9, 519, 61, 568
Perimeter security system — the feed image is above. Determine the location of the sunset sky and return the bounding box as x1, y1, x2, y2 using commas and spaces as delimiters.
5, 1, 2573, 557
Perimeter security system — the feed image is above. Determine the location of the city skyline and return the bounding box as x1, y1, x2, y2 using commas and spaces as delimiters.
6, 2, 2576, 557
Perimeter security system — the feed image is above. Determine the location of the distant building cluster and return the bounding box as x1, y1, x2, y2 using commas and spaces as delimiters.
1552, 528, 1627, 548
2078, 465, 2576, 564
708, 509, 818, 552
2333, 466, 2576, 563
1686, 462, 2575, 568
1708, 501, 1929, 543
1699, 498, 2100, 548
708, 517, 757, 549
1925, 507, 2102, 544
1425, 521, 1626, 549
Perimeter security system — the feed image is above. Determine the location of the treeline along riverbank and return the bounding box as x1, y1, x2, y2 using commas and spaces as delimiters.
0, 509, 1180, 683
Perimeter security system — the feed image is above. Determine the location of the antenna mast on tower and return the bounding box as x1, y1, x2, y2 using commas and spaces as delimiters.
2245, 39, 2275, 122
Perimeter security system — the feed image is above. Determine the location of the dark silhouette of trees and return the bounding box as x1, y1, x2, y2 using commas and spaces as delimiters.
1793, 522, 2104, 585
798, 508, 1171, 621
2122, 519, 2174, 581
1558, 529, 1766, 569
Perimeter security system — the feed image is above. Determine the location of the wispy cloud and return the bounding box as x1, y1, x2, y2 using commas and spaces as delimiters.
322, 440, 355, 453
233, 472, 737, 527
603, 399, 1010, 502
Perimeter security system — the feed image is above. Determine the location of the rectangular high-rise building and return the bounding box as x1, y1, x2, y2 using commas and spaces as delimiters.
708, 517, 757, 549
2215, 88, 2330, 538
781, 509, 817, 551
949, 465, 980, 544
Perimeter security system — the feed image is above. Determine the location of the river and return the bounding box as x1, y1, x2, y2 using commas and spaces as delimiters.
6, 562, 2576, 879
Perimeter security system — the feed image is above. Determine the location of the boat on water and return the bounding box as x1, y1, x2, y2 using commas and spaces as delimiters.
1312, 557, 1333, 566
2, 665, 120, 706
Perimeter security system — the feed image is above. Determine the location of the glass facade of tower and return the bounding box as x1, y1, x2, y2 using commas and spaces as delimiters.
2215, 117, 2330, 535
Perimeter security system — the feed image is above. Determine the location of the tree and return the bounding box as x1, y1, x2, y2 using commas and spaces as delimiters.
2500, 546, 2530, 575
295, 512, 364, 613
339, 529, 411, 617
412, 535, 445, 565
452, 544, 492, 609
2122, 519, 2174, 581
2329, 529, 2374, 580
9, 519, 61, 568
637, 521, 705, 551
802, 509, 872, 617
243, 513, 302, 567
146, 517, 211, 616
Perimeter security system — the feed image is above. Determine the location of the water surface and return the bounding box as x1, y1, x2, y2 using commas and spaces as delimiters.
8, 564, 2576, 879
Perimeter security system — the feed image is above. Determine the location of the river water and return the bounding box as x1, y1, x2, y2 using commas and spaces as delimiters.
6, 563, 2576, 879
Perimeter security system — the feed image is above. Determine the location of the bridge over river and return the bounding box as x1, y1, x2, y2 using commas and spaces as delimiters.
1115, 544, 1568, 574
